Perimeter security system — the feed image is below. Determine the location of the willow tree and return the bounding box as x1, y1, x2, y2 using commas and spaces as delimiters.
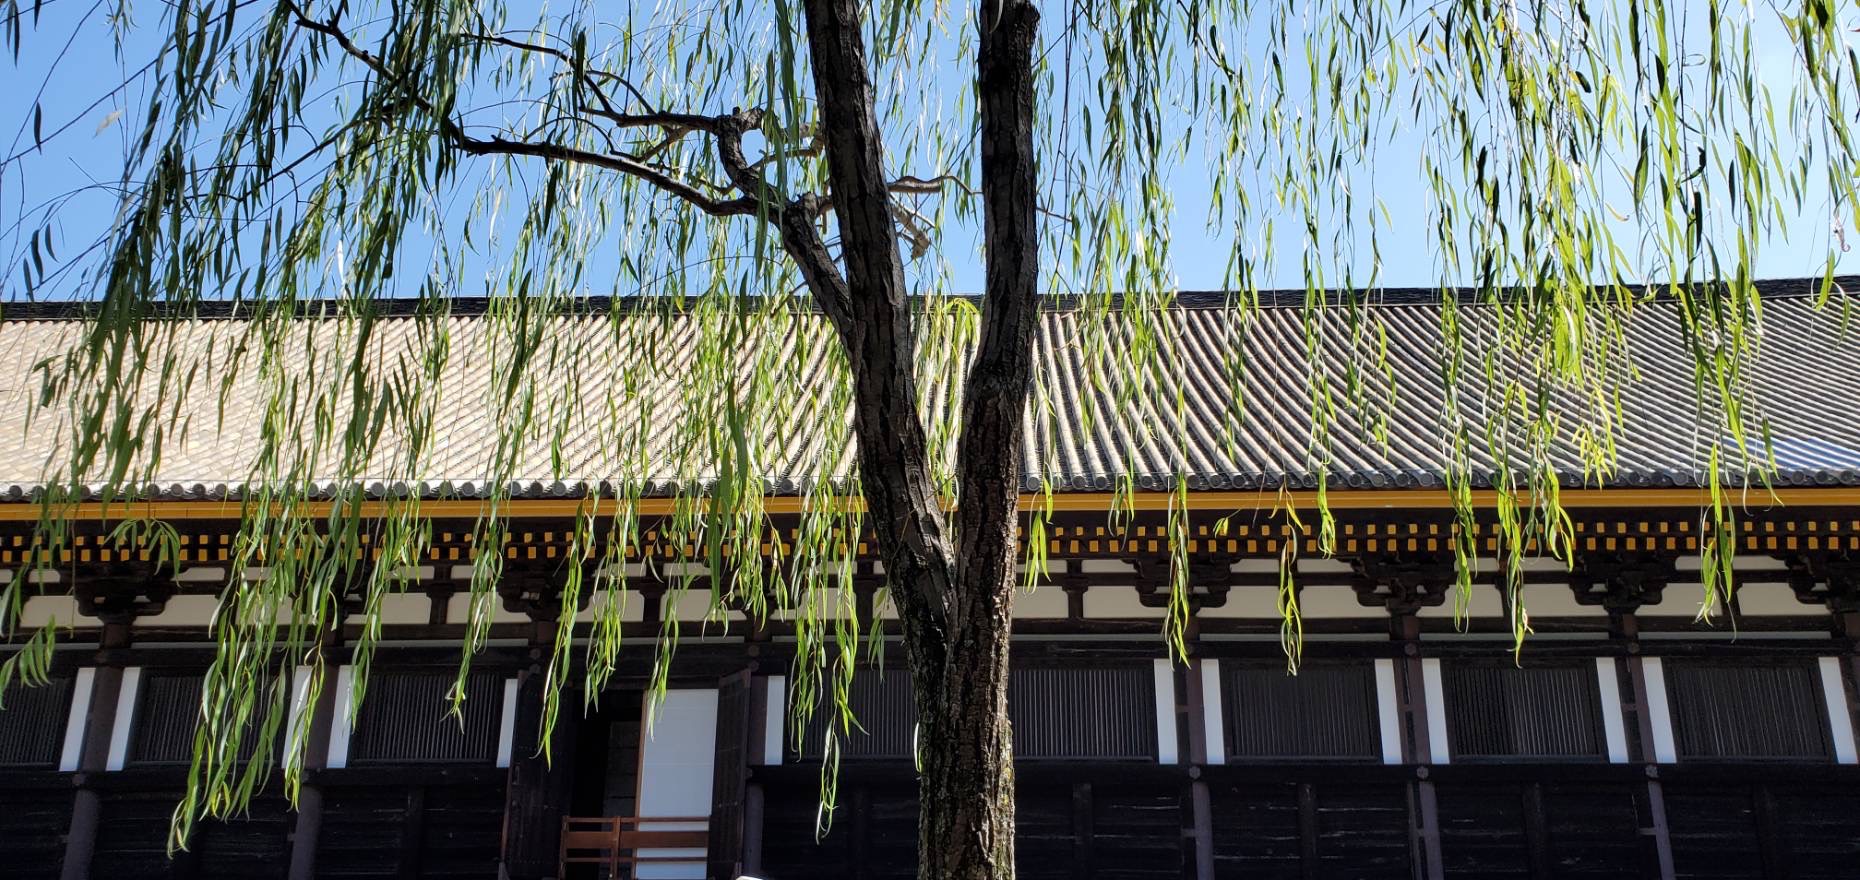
2, 0, 1858, 877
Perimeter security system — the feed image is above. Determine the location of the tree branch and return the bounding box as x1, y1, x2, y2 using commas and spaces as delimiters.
455, 135, 758, 215
284, 3, 760, 217
889, 173, 975, 196
455, 30, 657, 115
797, 0, 955, 645
953, 0, 1041, 623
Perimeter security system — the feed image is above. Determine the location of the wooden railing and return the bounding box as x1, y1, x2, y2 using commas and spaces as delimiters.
560, 815, 709, 879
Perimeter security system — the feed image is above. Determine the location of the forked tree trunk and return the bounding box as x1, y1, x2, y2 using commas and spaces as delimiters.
788, 1, 1040, 878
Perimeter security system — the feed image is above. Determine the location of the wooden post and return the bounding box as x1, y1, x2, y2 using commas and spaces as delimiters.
1392, 611, 1445, 880
1296, 783, 1319, 880
1611, 610, 1677, 880
59, 561, 180, 879
399, 785, 428, 879
1182, 657, 1216, 880
499, 637, 577, 880
1573, 553, 1679, 880
59, 622, 129, 880
496, 565, 589, 880
286, 629, 345, 880
740, 669, 770, 876
1831, 607, 1860, 760
1070, 782, 1094, 880
740, 780, 766, 877
1522, 782, 1552, 880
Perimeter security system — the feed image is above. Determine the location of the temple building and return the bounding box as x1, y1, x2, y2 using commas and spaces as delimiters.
1, 281, 1859, 879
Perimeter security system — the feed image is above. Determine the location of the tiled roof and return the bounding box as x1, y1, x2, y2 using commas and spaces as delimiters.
0, 277, 1856, 499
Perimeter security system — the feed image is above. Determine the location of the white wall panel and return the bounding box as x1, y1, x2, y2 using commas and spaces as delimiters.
636, 688, 719, 879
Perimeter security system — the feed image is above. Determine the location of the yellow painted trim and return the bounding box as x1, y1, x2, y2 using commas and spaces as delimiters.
0, 486, 1853, 522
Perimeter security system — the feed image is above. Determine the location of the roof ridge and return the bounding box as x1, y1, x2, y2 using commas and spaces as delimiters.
0, 275, 1850, 320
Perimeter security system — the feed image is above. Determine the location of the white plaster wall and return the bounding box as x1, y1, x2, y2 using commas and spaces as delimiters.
1198, 586, 1286, 619
663, 586, 740, 623
1012, 586, 1071, 619
574, 589, 648, 624
635, 689, 719, 880
1517, 584, 1604, 618
1638, 584, 1720, 617
1732, 580, 1808, 616
1298, 584, 1376, 619
346, 593, 431, 626
1296, 558, 1356, 574
140, 594, 221, 627
1082, 586, 1170, 619
445, 593, 529, 625
1680, 553, 1788, 572
774, 586, 855, 622
1418, 585, 1504, 620
20, 595, 83, 628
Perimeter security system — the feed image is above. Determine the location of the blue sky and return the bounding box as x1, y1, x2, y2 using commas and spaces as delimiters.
2, 1, 1856, 301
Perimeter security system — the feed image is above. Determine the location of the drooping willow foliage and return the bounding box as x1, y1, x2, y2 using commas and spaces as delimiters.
0, 0, 1855, 851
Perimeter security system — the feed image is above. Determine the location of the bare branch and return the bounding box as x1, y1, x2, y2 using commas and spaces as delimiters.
455, 135, 758, 216
888, 173, 975, 196
747, 130, 826, 173
455, 30, 657, 116
284, 4, 760, 217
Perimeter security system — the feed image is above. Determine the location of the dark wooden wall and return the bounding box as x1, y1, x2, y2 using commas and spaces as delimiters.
313, 770, 505, 880
758, 766, 1188, 880
751, 764, 1860, 880
0, 773, 74, 880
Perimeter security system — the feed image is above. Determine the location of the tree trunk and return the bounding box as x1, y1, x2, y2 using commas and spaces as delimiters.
917, 3, 1041, 878
787, 1, 1040, 877
915, 601, 1016, 879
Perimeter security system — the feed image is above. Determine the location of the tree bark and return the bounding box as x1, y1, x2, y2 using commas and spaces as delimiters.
786, 1, 1041, 878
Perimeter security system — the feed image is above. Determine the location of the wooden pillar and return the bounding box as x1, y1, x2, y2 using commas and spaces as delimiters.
740, 661, 770, 877
60, 564, 175, 880
1391, 610, 1445, 880
1521, 782, 1552, 880
500, 631, 577, 880
1780, 552, 1860, 757
1348, 553, 1452, 880
1573, 553, 1679, 880
59, 621, 130, 880
1295, 783, 1319, 880
1610, 609, 1677, 880
1182, 656, 1216, 880
400, 785, 428, 878
496, 564, 590, 880
286, 628, 345, 880
1816, 573, 1860, 761
1070, 782, 1094, 880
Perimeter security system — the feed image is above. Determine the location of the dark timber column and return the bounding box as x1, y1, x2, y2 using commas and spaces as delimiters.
1781, 552, 1860, 746
498, 564, 586, 880
61, 562, 176, 880
1572, 554, 1678, 880
740, 663, 769, 877
286, 618, 348, 880
1182, 654, 1216, 880
1350, 554, 1451, 880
